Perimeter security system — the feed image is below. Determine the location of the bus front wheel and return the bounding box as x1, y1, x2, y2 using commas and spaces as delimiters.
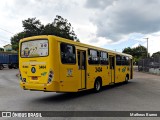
125, 75, 129, 83
94, 79, 102, 92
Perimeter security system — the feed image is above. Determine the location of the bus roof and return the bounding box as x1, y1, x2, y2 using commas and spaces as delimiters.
20, 35, 132, 58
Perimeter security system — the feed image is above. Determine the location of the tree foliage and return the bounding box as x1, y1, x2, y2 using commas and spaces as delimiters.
122, 45, 148, 63
22, 18, 43, 36
11, 15, 79, 51
0, 47, 4, 51
152, 51, 160, 58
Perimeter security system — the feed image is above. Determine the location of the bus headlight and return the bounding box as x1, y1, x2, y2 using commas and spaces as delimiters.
22, 78, 26, 82
48, 69, 54, 84
20, 74, 26, 82
19, 71, 26, 82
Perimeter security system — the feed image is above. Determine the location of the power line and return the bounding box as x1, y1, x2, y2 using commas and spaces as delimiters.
0, 35, 10, 39
0, 39, 10, 43
0, 27, 14, 34
0, 35, 11, 43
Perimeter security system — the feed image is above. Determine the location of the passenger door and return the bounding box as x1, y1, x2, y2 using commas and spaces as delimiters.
77, 50, 86, 89
130, 59, 133, 79
109, 56, 115, 83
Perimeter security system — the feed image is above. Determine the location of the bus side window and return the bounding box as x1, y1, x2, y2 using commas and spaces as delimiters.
126, 57, 130, 65
88, 49, 99, 64
116, 55, 121, 65
78, 51, 80, 69
100, 51, 109, 65
121, 56, 126, 65
122, 56, 129, 65
60, 43, 76, 64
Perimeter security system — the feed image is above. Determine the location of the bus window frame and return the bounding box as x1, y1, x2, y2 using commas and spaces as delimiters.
20, 39, 49, 58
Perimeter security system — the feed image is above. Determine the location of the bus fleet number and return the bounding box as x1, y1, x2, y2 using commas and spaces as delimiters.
39, 65, 46, 69
95, 67, 102, 72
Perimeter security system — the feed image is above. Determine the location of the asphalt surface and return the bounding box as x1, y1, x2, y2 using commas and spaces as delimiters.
0, 68, 160, 120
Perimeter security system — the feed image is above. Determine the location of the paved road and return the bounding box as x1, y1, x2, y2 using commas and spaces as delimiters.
0, 69, 160, 119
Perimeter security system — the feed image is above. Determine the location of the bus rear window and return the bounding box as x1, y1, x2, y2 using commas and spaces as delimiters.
21, 39, 48, 57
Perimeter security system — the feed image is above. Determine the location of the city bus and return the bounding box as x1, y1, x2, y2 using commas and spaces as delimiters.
19, 35, 133, 92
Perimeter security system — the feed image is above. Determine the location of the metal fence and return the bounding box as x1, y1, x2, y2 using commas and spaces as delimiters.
138, 57, 160, 72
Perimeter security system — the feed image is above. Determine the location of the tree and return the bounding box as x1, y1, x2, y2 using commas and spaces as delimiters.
11, 16, 79, 51
11, 32, 26, 51
123, 45, 148, 64
0, 47, 4, 51
122, 47, 133, 55
22, 18, 44, 37
152, 51, 160, 58
52, 15, 78, 40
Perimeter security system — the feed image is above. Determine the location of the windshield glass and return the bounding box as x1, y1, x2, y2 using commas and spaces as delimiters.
21, 39, 48, 57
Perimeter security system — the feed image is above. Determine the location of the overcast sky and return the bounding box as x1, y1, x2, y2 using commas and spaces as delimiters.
0, 0, 160, 54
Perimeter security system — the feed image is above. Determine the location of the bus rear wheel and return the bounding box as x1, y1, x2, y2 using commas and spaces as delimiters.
94, 80, 101, 92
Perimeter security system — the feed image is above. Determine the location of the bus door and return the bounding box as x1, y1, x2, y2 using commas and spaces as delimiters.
77, 50, 86, 89
109, 56, 115, 83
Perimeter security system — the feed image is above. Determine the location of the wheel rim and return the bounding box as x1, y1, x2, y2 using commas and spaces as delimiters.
96, 81, 100, 91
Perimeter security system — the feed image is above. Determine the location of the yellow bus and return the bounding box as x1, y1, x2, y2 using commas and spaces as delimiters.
19, 35, 133, 92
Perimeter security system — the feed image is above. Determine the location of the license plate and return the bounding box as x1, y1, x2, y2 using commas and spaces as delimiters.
32, 76, 38, 80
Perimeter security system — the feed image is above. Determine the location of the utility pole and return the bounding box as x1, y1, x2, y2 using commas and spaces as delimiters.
144, 38, 149, 58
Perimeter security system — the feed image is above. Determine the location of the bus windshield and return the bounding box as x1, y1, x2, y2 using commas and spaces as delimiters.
21, 39, 48, 58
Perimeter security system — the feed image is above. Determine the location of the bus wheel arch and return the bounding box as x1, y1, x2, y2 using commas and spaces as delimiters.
94, 76, 102, 92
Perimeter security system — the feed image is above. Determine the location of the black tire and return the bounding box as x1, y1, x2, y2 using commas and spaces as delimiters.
0, 65, 3, 70
125, 75, 129, 83
8, 65, 12, 69
94, 80, 101, 92
13, 64, 18, 69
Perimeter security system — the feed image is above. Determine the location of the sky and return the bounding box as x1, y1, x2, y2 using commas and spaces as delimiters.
0, 0, 160, 55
